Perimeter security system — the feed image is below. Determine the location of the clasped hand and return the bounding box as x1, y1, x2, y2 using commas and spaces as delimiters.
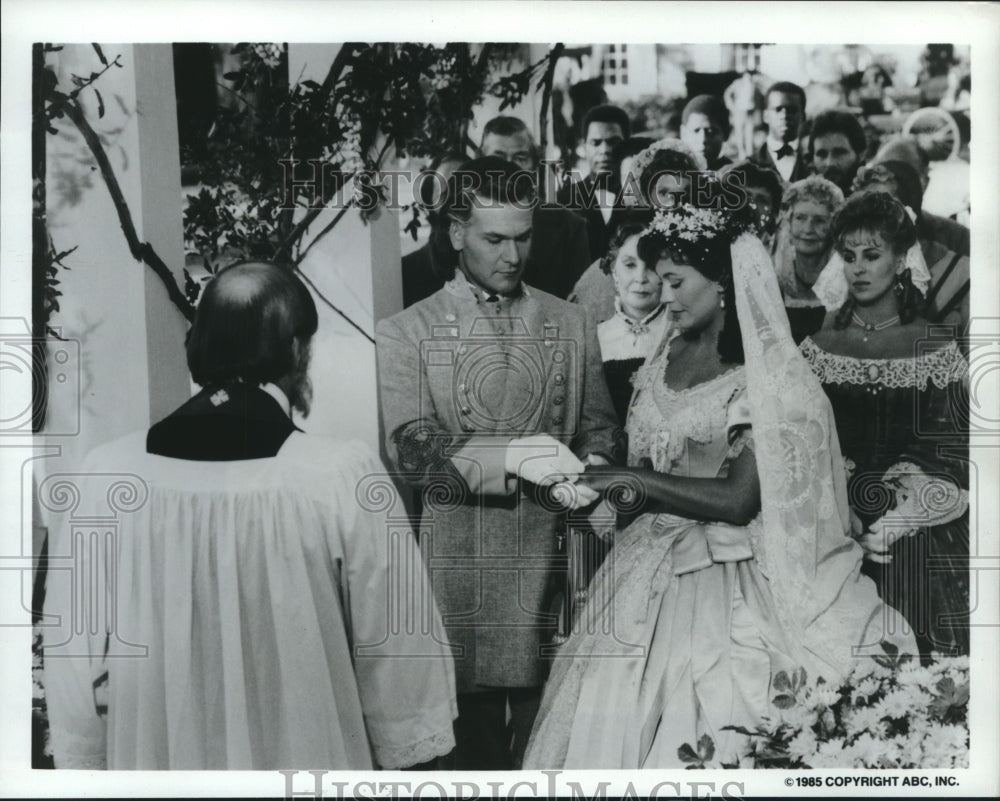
505, 435, 603, 510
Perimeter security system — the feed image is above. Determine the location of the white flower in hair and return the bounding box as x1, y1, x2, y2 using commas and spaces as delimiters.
643, 204, 731, 242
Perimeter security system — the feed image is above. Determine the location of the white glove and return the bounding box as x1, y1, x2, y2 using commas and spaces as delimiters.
881, 461, 968, 529
551, 481, 601, 511
583, 496, 618, 538
505, 434, 585, 486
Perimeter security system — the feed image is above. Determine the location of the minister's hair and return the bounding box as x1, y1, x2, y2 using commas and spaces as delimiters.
186, 260, 319, 388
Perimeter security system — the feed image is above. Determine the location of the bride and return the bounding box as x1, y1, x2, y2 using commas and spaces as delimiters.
524, 183, 915, 769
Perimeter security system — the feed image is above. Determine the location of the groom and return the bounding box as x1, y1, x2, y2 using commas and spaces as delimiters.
376, 157, 623, 769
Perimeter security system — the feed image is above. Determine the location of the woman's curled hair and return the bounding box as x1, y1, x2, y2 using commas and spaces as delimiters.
831, 190, 923, 327
599, 208, 656, 274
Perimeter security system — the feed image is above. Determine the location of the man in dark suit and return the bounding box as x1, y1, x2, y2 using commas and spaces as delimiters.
557, 104, 631, 261
680, 94, 733, 171
376, 157, 622, 770
809, 109, 868, 195
752, 81, 810, 184
402, 118, 591, 306
402, 152, 466, 308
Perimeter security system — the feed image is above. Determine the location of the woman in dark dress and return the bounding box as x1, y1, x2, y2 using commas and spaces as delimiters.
801, 191, 969, 659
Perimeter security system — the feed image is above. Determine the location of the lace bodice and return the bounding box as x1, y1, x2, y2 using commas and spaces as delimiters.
627, 330, 748, 477
800, 338, 968, 391
799, 336, 969, 512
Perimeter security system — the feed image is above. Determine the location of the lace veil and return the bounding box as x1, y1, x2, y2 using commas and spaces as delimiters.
731, 233, 913, 680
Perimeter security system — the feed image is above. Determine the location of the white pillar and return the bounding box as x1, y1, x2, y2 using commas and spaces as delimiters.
39, 42, 189, 493
287, 44, 403, 454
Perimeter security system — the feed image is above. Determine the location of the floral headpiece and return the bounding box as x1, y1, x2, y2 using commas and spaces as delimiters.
641, 202, 758, 247
629, 137, 707, 184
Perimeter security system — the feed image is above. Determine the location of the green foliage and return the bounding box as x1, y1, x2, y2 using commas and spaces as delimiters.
182, 42, 551, 279
676, 733, 715, 769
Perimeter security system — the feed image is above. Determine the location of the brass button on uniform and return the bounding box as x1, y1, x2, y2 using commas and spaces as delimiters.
554, 374, 564, 385
553, 396, 564, 406
445, 313, 457, 323
552, 415, 564, 425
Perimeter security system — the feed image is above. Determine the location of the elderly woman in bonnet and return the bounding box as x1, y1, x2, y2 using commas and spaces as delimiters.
569, 139, 706, 324
770, 175, 845, 342
800, 190, 969, 660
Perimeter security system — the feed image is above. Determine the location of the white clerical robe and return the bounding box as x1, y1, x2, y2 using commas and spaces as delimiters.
42, 432, 457, 770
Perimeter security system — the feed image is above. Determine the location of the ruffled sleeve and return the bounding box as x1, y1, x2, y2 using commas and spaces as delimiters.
725, 386, 754, 460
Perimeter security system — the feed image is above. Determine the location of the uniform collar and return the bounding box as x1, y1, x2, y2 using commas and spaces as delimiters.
445, 271, 530, 303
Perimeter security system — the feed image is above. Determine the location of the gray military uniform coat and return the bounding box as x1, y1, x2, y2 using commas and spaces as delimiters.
376, 275, 623, 691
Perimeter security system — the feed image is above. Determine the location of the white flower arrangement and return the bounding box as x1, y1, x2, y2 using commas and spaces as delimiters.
678, 646, 969, 769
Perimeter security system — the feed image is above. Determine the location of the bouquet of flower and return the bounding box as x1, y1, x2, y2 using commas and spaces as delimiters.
679, 644, 969, 769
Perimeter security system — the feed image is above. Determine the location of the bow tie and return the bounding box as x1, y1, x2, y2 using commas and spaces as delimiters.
775, 144, 795, 159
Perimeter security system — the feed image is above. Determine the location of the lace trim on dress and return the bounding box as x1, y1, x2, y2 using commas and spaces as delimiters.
627, 328, 746, 470
49, 724, 107, 769
783, 295, 824, 309
726, 427, 755, 461
372, 726, 456, 769
800, 338, 968, 390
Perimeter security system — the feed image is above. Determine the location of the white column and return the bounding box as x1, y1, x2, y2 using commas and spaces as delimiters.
40, 43, 189, 485
287, 44, 403, 455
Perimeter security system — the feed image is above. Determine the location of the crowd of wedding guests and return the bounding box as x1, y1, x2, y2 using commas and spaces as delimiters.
392, 76, 970, 768
42, 75, 970, 773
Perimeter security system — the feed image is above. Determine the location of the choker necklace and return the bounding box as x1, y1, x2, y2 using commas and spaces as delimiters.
851, 311, 899, 342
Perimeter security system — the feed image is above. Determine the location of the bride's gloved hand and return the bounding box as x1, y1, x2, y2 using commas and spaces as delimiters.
857, 512, 918, 564
857, 528, 896, 564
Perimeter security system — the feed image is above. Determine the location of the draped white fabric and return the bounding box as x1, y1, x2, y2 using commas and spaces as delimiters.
730, 233, 916, 680
43, 432, 457, 770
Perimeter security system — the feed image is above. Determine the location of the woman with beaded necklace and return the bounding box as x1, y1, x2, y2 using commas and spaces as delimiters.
801, 191, 969, 660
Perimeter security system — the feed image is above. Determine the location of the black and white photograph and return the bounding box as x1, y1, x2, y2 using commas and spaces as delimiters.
2, 1, 999, 798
